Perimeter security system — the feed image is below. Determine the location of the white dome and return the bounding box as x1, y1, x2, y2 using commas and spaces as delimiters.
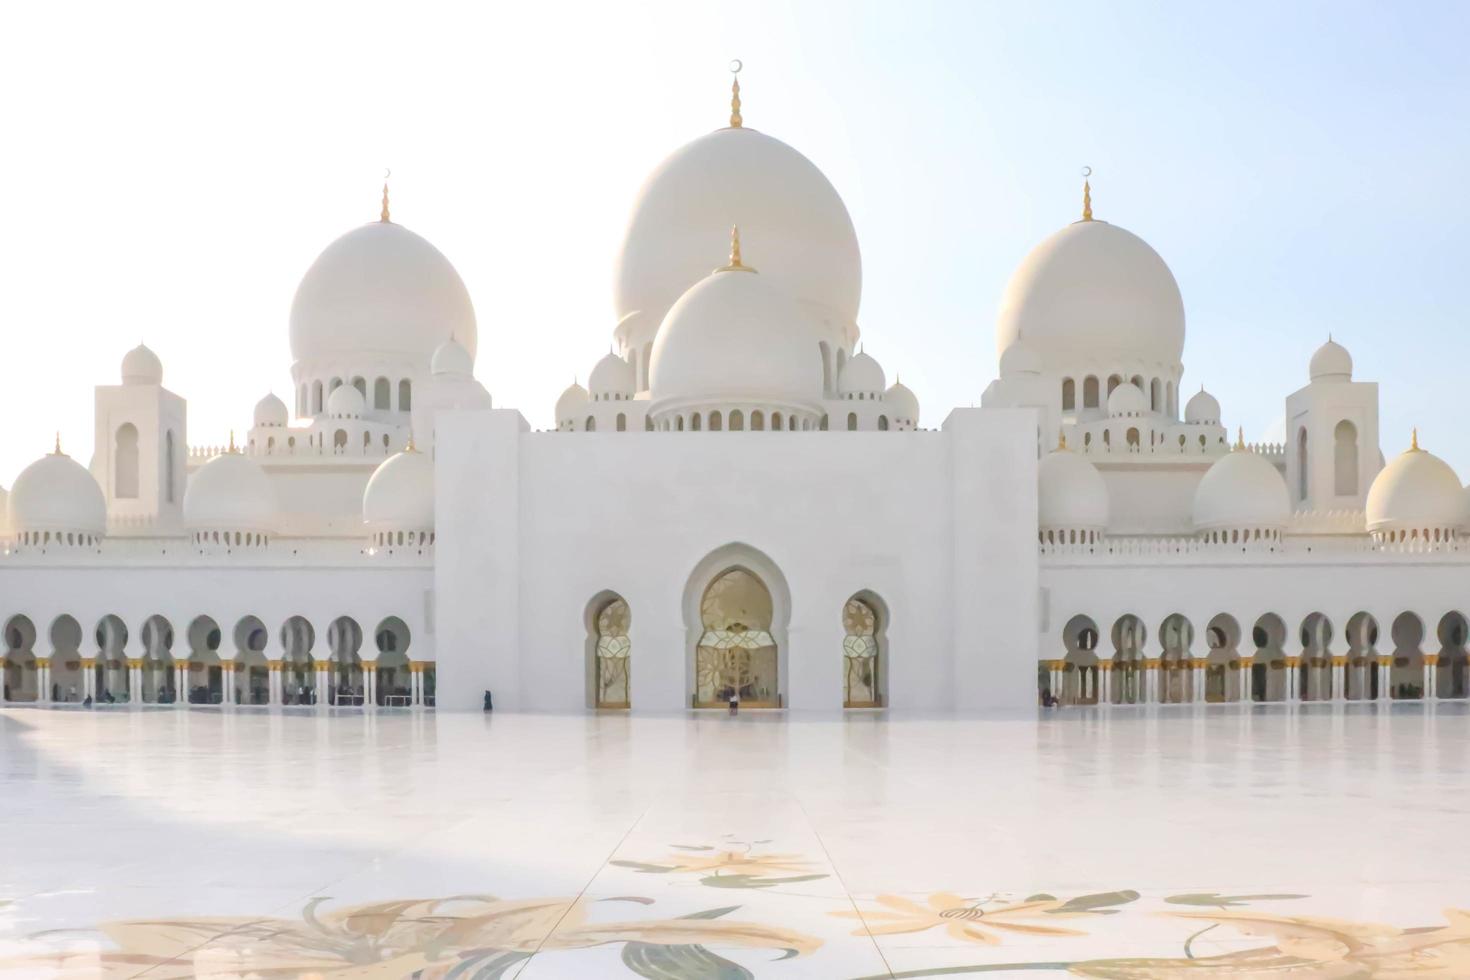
183, 452, 278, 533
253, 392, 288, 428
1107, 382, 1149, 418
1184, 387, 1221, 425
289, 220, 477, 365
1366, 436, 1462, 534
556, 381, 589, 422
615, 126, 860, 347
327, 383, 366, 418
363, 448, 434, 531
1039, 447, 1109, 533
998, 341, 1042, 378
431, 337, 474, 377
885, 380, 919, 423
121, 344, 163, 386
589, 352, 636, 399
1309, 337, 1352, 382
649, 261, 823, 408
1193, 448, 1290, 532
9, 450, 106, 535
838, 350, 885, 396
996, 219, 1185, 371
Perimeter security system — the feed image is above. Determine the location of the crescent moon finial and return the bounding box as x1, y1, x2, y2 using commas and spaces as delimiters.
380, 170, 391, 223
729, 60, 743, 128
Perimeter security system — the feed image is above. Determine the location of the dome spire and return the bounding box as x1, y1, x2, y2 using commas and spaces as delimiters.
728, 59, 743, 128
52, 432, 62, 456
1234, 427, 1245, 451
719, 225, 755, 273
228, 430, 238, 454
1081, 166, 1093, 221
1057, 430, 1068, 451
380, 168, 391, 223
1411, 428, 1420, 452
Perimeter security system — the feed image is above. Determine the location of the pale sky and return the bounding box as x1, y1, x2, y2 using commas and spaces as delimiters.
2, 0, 1468, 484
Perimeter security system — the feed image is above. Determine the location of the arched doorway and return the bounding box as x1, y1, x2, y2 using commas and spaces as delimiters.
1436, 612, 1468, 699
1159, 613, 1194, 703
374, 616, 413, 707
588, 595, 631, 709
843, 593, 885, 708
1061, 614, 1099, 705
1389, 612, 1424, 699
95, 615, 129, 703
1345, 611, 1379, 700
280, 616, 315, 705
327, 616, 364, 706
1252, 613, 1287, 702
1110, 614, 1147, 705
1299, 613, 1333, 701
49, 615, 84, 703
693, 567, 779, 708
1203, 614, 1239, 703
234, 616, 269, 705
186, 615, 223, 704
4, 615, 38, 702
140, 615, 175, 704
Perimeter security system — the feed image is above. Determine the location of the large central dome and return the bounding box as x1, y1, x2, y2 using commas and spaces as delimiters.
996, 219, 1184, 371
615, 127, 861, 349
290, 220, 477, 365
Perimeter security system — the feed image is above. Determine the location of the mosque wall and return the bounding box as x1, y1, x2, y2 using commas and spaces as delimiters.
1096, 465, 1209, 535
434, 407, 1038, 713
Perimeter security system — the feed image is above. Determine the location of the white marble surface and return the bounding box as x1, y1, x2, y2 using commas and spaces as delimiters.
0, 703, 1467, 977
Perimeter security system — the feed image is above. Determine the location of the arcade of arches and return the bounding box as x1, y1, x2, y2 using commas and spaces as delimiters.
1043, 610, 1470, 706
588, 572, 886, 710
2, 613, 434, 708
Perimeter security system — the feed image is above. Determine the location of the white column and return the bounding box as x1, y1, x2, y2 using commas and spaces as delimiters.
366, 665, 377, 708
1237, 660, 1252, 703
37, 661, 51, 704
176, 663, 187, 706
268, 662, 281, 705
1378, 659, 1391, 701
1424, 660, 1436, 700
222, 664, 234, 706
1100, 666, 1112, 705
1332, 660, 1345, 702
411, 666, 422, 707
129, 660, 142, 705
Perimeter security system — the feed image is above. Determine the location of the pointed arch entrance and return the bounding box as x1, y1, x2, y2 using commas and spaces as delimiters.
684, 545, 790, 709
586, 593, 631, 709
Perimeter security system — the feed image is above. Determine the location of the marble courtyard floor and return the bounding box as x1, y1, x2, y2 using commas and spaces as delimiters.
0, 704, 1467, 978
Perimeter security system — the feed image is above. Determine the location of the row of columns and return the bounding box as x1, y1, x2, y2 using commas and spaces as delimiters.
1044, 655, 1446, 705
2, 658, 435, 708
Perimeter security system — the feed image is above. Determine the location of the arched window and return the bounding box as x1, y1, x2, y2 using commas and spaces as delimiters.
311, 380, 323, 414
709, 411, 722, 431
592, 596, 630, 709
333, 429, 347, 449
616, 413, 627, 432
751, 410, 764, 431
398, 379, 412, 411
1130, 374, 1144, 392
1061, 378, 1075, 411
1150, 378, 1162, 412
585, 416, 596, 432
843, 596, 882, 707
691, 413, 702, 431
1126, 427, 1139, 448
1083, 376, 1100, 409
847, 412, 858, 431
730, 410, 744, 431
374, 377, 390, 410
819, 341, 832, 394
1334, 419, 1358, 495
114, 423, 139, 499
694, 568, 777, 707
1297, 426, 1309, 501
771, 411, 782, 430
1107, 374, 1121, 397
878, 416, 889, 431
352, 376, 366, 398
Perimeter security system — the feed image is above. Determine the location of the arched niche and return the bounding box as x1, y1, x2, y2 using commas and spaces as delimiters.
681, 543, 792, 709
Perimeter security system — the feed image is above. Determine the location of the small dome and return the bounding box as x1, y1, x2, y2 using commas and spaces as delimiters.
183, 452, 278, 533
363, 448, 434, 532
998, 342, 1043, 378
885, 380, 919, 424
1107, 382, 1148, 418
1366, 435, 1462, 535
121, 344, 163, 386
649, 258, 822, 407
556, 381, 589, 422
290, 220, 477, 365
1039, 446, 1109, 533
8, 449, 106, 535
253, 392, 288, 428
1309, 337, 1352, 382
589, 352, 636, 399
1193, 448, 1290, 532
431, 337, 474, 377
838, 350, 886, 396
1184, 387, 1221, 425
996, 219, 1185, 372
326, 383, 366, 418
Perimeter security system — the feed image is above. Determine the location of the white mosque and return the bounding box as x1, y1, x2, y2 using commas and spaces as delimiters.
3, 72, 1467, 715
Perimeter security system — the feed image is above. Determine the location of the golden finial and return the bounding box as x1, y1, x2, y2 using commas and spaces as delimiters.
1234, 426, 1245, 451
52, 432, 62, 455
728, 60, 743, 128
1081, 166, 1093, 221
1411, 428, 1420, 451
719, 225, 755, 272
228, 430, 237, 453
1058, 430, 1068, 451
405, 434, 417, 453
380, 168, 391, 223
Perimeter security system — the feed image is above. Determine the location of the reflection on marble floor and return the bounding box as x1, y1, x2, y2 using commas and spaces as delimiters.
0, 704, 1467, 977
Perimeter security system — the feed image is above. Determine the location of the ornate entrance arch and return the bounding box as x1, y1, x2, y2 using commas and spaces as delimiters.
683, 545, 790, 709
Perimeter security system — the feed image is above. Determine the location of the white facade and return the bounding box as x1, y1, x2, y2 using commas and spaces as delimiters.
3, 76, 1468, 714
